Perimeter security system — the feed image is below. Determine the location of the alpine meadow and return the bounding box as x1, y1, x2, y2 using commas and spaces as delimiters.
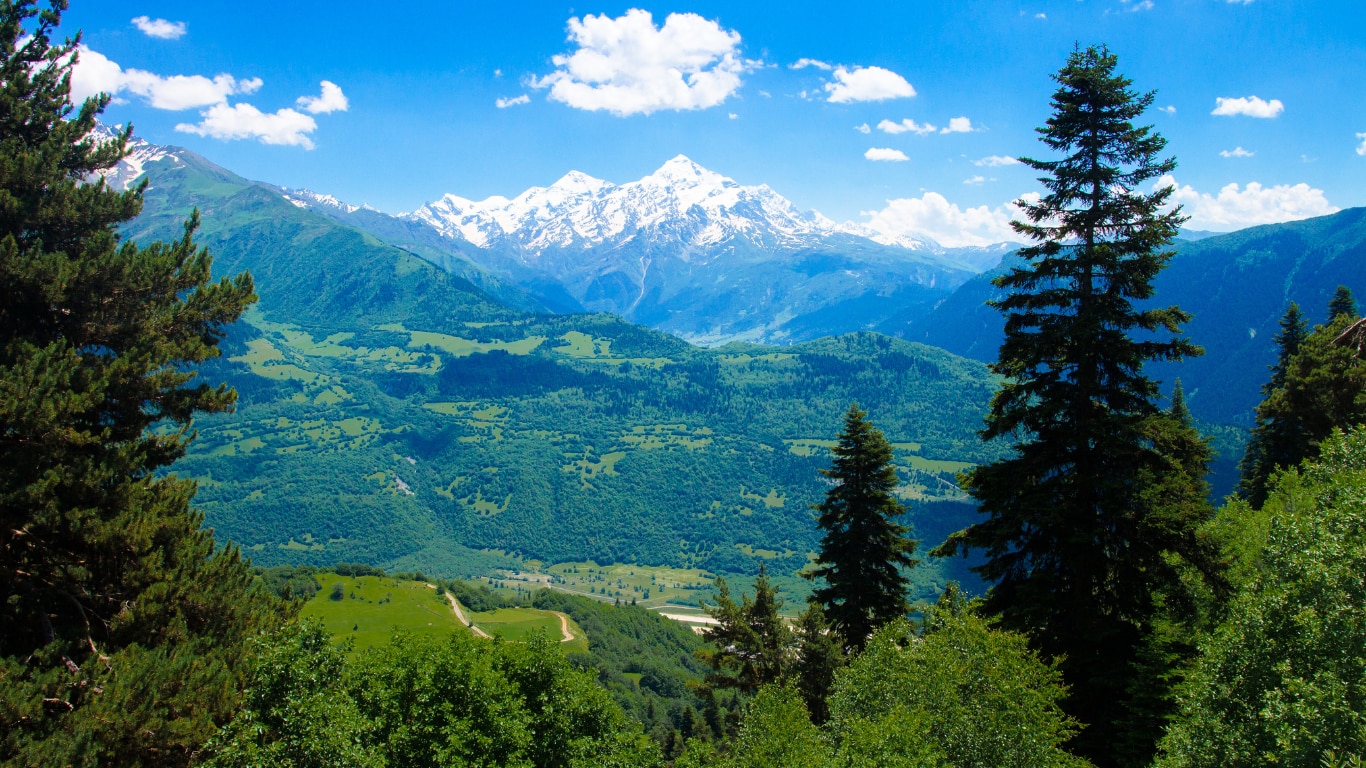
5, 2, 1366, 767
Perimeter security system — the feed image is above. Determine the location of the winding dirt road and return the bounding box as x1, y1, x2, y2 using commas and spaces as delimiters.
552, 611, 574, 643
443, 592, 492, 639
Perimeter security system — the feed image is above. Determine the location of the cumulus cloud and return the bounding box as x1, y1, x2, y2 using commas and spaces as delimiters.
964, 175, 987, 185
790, 58, 831, 70
176, 103, 318, 149
1220, 146, 1254, 158
1212, 95, 1284, 118
860, 192, 1032, 248
825, 66, 915, 103
940, 116, 975, 133
70, 47, 260, 110
854, 123, 871, 134
865, 147, 909, 162
131, 16, 186, 39
1356, 132, 1366, 156
297, 80, 348, 114
531, 9, 746, 116
877, 118, 935, 136
975, 155, 1019, 167
1157, 174, 1337, 229
496, 94, 531, 108
1158, 105, 1176, 114
728, 112, 738, 119
67, 47, 342, 149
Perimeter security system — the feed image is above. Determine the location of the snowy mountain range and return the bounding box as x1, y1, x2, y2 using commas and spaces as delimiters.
105, 127, 1013, 344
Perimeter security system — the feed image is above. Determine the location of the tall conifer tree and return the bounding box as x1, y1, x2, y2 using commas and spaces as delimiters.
932, 46, 1211, 766
1240, 295, 1366, 500
0, 2, 275, 764
806, 404, 916, 652
1239, 302, 1310, 506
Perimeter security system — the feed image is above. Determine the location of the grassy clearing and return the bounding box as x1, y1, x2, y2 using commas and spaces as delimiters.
740, 486, 786, 508
247, 315, 440, 374
498, 562, 719, 610
407, 330, 546, 358
300, 574, 467, 651
718, 352, 797, 365
564, 451, 626, 485
553, 331, 612, 358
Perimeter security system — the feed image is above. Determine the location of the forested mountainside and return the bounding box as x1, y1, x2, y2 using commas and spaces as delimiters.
120, 140, 999, 596
909, 207, 1366, 426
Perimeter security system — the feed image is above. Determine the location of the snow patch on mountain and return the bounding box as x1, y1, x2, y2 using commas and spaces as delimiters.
280, 188, 376, 214
93, 126, 182, 190
401, 154, 942, 257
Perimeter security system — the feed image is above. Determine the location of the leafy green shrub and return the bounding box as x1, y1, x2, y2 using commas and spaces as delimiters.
1158, 428, 1366, 768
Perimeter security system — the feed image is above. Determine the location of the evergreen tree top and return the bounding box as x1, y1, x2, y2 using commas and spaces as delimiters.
1329, 285, 1357, 322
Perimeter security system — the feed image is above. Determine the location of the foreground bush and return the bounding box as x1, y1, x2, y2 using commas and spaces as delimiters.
1159, 428, 1366, 767
206, 622, 660, 768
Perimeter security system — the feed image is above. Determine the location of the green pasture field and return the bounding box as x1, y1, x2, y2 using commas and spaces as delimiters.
501, 562, 720, 610
467, 607, 589, 652
301, 574, 590, 653
300, 573, 466, 650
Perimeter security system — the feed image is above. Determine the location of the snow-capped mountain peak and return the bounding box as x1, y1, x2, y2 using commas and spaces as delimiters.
91, 124, 182, 190
642, 154, 728, 190
396, 156, 960, 258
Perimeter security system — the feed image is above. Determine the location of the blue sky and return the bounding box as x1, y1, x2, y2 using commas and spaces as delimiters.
61, 1, 1365, 246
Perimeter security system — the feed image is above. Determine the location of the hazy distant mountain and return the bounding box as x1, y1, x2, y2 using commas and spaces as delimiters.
281, 156, 1012, 345
908, 208, 1366, 426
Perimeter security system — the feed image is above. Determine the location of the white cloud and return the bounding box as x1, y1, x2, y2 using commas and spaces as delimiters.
496, 94, 531, 108
975, 155, 1020, 167
790, 58, 831, 71
69, 46, 260, 110
1158, 105, 1176, 115
1212, 95, 1284, 118
1220, 146, 1254, 158
865, 147, 909, 162
531, 9, 746, 117
825, 66, 915, 103
1227, 0, 1254, 4
176, 103, 319, 149
1036, 12, 1047, 19
728, 112, 738, 119
861, 192, 1032, 248
297, 80, 348, 114
1156, 174, 1338, 229
854, 123, 871, 134
131, 16, 185, 40
1124, 0, 1155, 11
877, 118, 935, 136
1356, 132, 1366, 156
940, 116, 975, 134
964, 175, 987, 185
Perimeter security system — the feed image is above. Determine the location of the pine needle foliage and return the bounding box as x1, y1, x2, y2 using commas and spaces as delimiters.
932, 45, 1215, 766
806, 404, 916, 653
0, 2, 276, 764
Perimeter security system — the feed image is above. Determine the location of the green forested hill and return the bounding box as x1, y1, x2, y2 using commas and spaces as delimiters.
908, 208, 1366, 426
124, 146, 998, 598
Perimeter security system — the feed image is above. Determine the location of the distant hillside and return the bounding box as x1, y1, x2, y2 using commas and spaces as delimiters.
908, 208, 1366, 426
122, 138, 999, 601
280, 154, 1012, 345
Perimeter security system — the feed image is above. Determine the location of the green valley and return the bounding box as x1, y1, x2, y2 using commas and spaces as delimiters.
117, 144, 1000, 601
